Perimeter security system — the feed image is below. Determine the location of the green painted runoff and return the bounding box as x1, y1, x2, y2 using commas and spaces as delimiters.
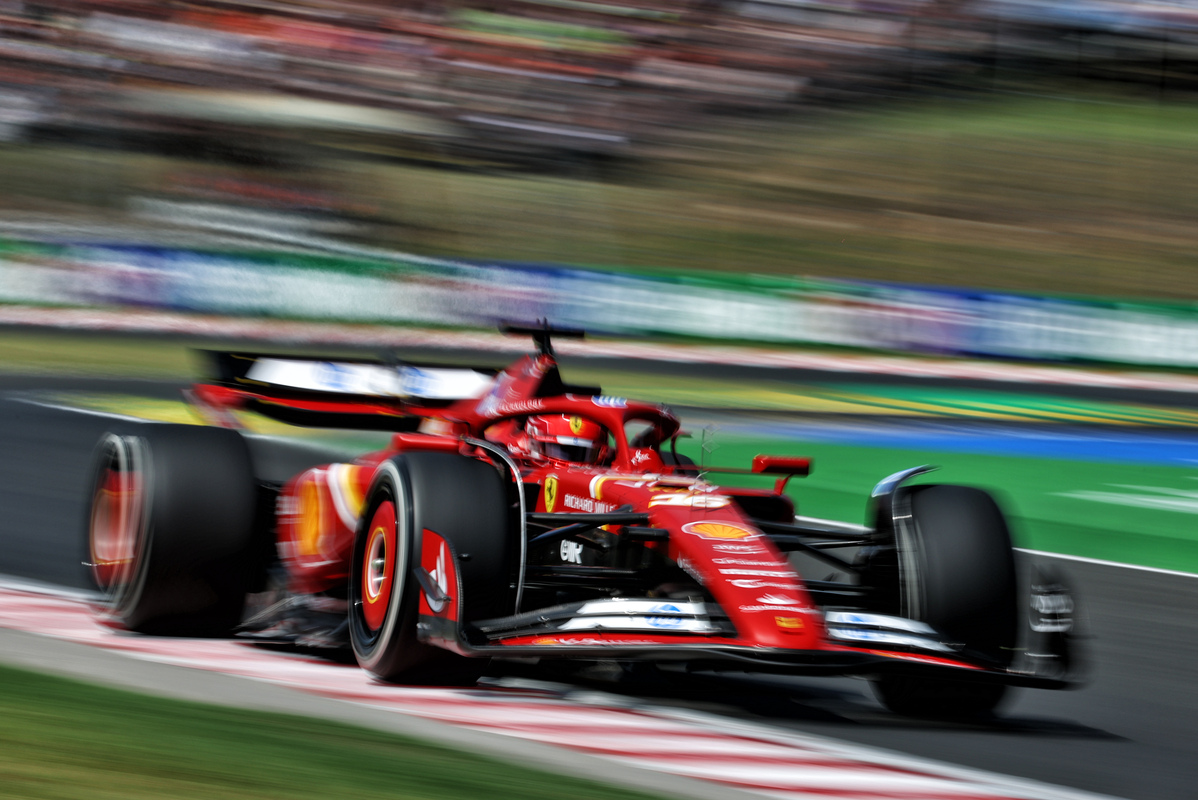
687, 436, 1198, 575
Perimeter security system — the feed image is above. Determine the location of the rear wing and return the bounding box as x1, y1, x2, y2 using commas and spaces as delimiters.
192, 351, 497, 430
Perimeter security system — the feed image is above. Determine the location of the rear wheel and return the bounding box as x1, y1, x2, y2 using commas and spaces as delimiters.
348, 451, 514, 683
865, 484, 1018, 718
86, 425, 262, 636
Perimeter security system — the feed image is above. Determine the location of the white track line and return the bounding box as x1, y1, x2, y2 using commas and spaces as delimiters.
10, 397, 170, 424
795, 516, 1198, 580
1015, 549, 1198, 579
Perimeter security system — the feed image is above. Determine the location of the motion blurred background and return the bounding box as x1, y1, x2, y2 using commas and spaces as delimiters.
2, 0, 1198, 361
6, 11, 1198, 799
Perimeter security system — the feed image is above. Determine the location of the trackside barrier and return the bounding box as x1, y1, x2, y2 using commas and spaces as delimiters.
4, 236, 1198, 368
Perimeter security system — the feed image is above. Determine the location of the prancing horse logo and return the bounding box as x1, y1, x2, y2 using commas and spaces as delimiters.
544, 475, 559, 512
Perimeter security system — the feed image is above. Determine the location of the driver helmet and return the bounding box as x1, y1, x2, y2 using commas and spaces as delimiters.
526, 414, 606, 464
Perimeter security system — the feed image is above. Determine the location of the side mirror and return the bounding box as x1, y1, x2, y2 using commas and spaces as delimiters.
751, 455, 811, 493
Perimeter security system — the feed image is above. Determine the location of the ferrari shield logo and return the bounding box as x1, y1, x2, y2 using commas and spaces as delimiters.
569, 415, 584, 434
544, 475, 559, 512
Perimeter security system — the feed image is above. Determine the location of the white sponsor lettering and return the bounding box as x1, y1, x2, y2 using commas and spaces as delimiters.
496, 400, 546, 415
558, 616, 716, 633
827, 628, 953, 652
592, 396, 628, 408
563, 494, 615, 513
730, 579, 797, 589
577, 600, 706, 616
713, 558, 781, 566
676, 556, 706, 584
756, 594, 800, 605
740, 604, 814, 613
825, 612, 938, 635
719, 569, 796, 577
649, 492, 731, 509
713, 543, 768, 554
560, 540, 583, 564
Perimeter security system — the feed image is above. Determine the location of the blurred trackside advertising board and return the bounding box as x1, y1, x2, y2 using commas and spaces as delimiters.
2, 237, 1197, 367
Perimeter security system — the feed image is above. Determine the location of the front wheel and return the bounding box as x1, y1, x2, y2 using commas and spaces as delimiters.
865, 484, 1019, 718
348, 451, 514, 683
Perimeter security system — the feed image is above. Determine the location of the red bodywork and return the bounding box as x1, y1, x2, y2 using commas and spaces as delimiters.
189, 345, 1019, 677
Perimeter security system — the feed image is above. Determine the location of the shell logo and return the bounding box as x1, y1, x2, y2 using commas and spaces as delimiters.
775, 615, 805, 633
681, 521, 755, 540
649, 492, 730, 509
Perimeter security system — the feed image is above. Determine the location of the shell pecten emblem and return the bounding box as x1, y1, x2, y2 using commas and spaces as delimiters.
544, 475, 559, 512
681, 520, 756, 540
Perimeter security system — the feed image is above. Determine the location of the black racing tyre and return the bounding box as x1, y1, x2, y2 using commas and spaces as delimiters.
348, 451, 514, 684
241, 436, 352, 486
85, 424, 262, 636
868, 484, 1018, 718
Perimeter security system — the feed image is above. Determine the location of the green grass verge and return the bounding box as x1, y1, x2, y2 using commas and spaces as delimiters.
0, 331, 198, 379
0, 662, 665, 800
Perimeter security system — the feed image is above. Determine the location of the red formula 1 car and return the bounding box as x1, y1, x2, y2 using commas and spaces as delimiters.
85, 326, 1078, 717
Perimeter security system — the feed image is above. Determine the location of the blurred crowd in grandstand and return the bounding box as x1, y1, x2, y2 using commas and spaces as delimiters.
3, 0, 1197, 166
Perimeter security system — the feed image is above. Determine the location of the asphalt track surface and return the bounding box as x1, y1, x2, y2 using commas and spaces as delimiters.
1, 370, 1197, 800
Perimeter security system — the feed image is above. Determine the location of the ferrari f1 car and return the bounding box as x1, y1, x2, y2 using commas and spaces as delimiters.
85, 326, 1078, 717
